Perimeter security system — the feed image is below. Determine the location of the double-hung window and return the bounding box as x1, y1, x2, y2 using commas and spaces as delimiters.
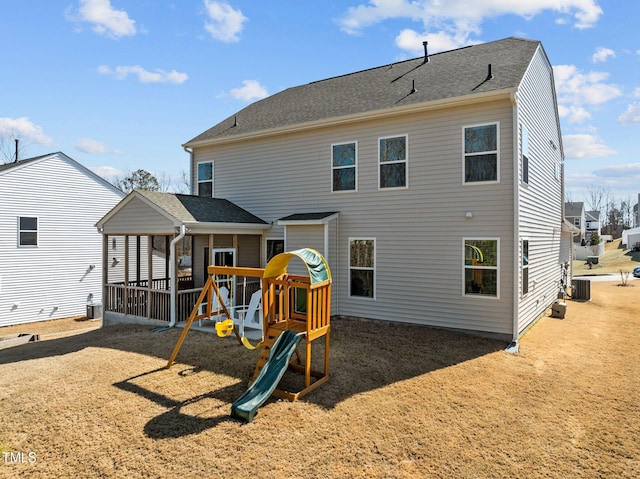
521, 125, 529, 185
464, 123, 499, 183
18, 216, 38, 247
522, 240, 529, 296
197, 161, 213, 197
379, 135, 407, 189
464, 239, 499, 297
349, 239, 375, 298
332, 142, 357, 192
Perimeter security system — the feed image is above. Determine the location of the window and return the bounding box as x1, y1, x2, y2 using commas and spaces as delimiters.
266, 239, 284, 263
521, 125, 529, 185
197, 161, 213, 197
349, 239, 375, 298
574, 218, 580, 227
332, 142, 357, 192
379, 135, 407, 188
522, 240, 529, 295
464, 239, 498, 297
464, 123, 498, 183
18, 216, 38, 246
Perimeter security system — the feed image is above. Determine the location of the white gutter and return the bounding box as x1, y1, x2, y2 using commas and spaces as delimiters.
168, 224, 186, 327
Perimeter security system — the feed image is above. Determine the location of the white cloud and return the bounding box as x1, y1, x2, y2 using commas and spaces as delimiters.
90, 165, 123, 179
634, 88, 640, 98
0, 117, 54, 145
591, 47, 615, 63
563, 133, 616, 159
618, 103, 640, 124
553, 65, 622, 123
230, 80, 268, 101
395, 28, 480, 54
592, 163, 640, 178
76, 138, 123, 154
203, 0, 247, 42
98, 65, 188, 84
557, 104, 592, 123
337, 0, 603, 51
69, 0, 137, 38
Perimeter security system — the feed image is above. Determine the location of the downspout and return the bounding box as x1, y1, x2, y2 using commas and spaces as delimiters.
169, 224, 186, 327
507, 90, 520, 353
183, 145, 193, 194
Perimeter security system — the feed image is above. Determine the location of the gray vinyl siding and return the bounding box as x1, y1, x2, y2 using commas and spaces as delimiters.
100, 197, 176, 235
0, 155, 123, 326
515, 46, 564, 335
193, 99, 517, 336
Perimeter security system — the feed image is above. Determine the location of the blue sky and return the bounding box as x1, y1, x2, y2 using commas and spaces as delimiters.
1, 0, 638, 204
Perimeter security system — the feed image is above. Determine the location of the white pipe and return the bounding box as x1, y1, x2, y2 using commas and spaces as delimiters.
169, 224, 186, 327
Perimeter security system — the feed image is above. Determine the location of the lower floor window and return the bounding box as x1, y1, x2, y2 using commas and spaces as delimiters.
350, 239, 375, 298
464, 239, 498, 297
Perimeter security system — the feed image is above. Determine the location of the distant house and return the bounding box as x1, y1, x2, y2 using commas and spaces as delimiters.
99, 37, 566, 344
565, 202, 586, 244
0, 152, 124, 327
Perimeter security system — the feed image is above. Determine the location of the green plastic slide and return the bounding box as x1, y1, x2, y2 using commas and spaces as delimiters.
231, 330, 303, 423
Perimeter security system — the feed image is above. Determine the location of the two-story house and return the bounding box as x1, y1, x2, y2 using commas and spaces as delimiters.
565, 202, 586, 244
1, 152, 124, 327
98, 37, 567, 345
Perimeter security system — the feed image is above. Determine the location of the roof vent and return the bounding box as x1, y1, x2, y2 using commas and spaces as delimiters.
487, 63, 494, 80
233, 115, 238, 127
422, 41, 429, 63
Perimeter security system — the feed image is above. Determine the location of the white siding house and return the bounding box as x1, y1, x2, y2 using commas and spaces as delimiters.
101, 37, 565, 344
0, 152, 124, 327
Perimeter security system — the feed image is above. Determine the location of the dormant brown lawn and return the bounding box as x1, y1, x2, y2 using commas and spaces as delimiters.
1, 280, 638, 478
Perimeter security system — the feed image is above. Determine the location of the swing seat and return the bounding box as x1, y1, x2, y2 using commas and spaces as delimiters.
215, 319, 235, 337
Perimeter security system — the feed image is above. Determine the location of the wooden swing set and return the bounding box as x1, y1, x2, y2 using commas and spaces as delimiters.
167, 248, 332, 401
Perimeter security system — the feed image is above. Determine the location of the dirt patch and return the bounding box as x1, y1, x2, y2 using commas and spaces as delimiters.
0, 282, 638, 478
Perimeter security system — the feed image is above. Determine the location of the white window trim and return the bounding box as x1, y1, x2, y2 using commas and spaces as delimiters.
378, 134, 409, 190
462, 122, 500, 185
18, 216, 38, 248
331, 141, 358, 193
349, 237, 376, 300
196, 160, 214, 197
462, 237, 500, 300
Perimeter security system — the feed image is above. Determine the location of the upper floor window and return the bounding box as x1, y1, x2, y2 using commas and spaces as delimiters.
332, 142, 357, 192
379, 135, 407, 189
350, 239, 375, 299
18, 216, 38, 246
464, 123, 499, 183
464, 239, 499, 297
197, 161, 213, 197
522, 239, 529, 296
521, 125, 529, 185
574, 218, 580, 227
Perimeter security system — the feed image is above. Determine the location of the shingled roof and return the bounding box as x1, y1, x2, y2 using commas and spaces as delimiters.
136, 190, 268, 225
185, 37, 541, 146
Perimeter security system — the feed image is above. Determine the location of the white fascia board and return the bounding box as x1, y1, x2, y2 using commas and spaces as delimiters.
277, 213, 339, 226
185, 222, 271, 235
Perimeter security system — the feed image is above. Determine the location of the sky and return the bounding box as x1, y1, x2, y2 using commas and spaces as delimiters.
1, 0, 638, 205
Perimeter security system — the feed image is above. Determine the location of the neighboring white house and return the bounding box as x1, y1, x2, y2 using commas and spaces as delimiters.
622, 227, 640, 250
0, 152, 124, 327
99, 37, 566, 344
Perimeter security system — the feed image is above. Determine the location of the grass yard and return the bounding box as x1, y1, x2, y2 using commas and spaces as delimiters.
0, 280, 638, 478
